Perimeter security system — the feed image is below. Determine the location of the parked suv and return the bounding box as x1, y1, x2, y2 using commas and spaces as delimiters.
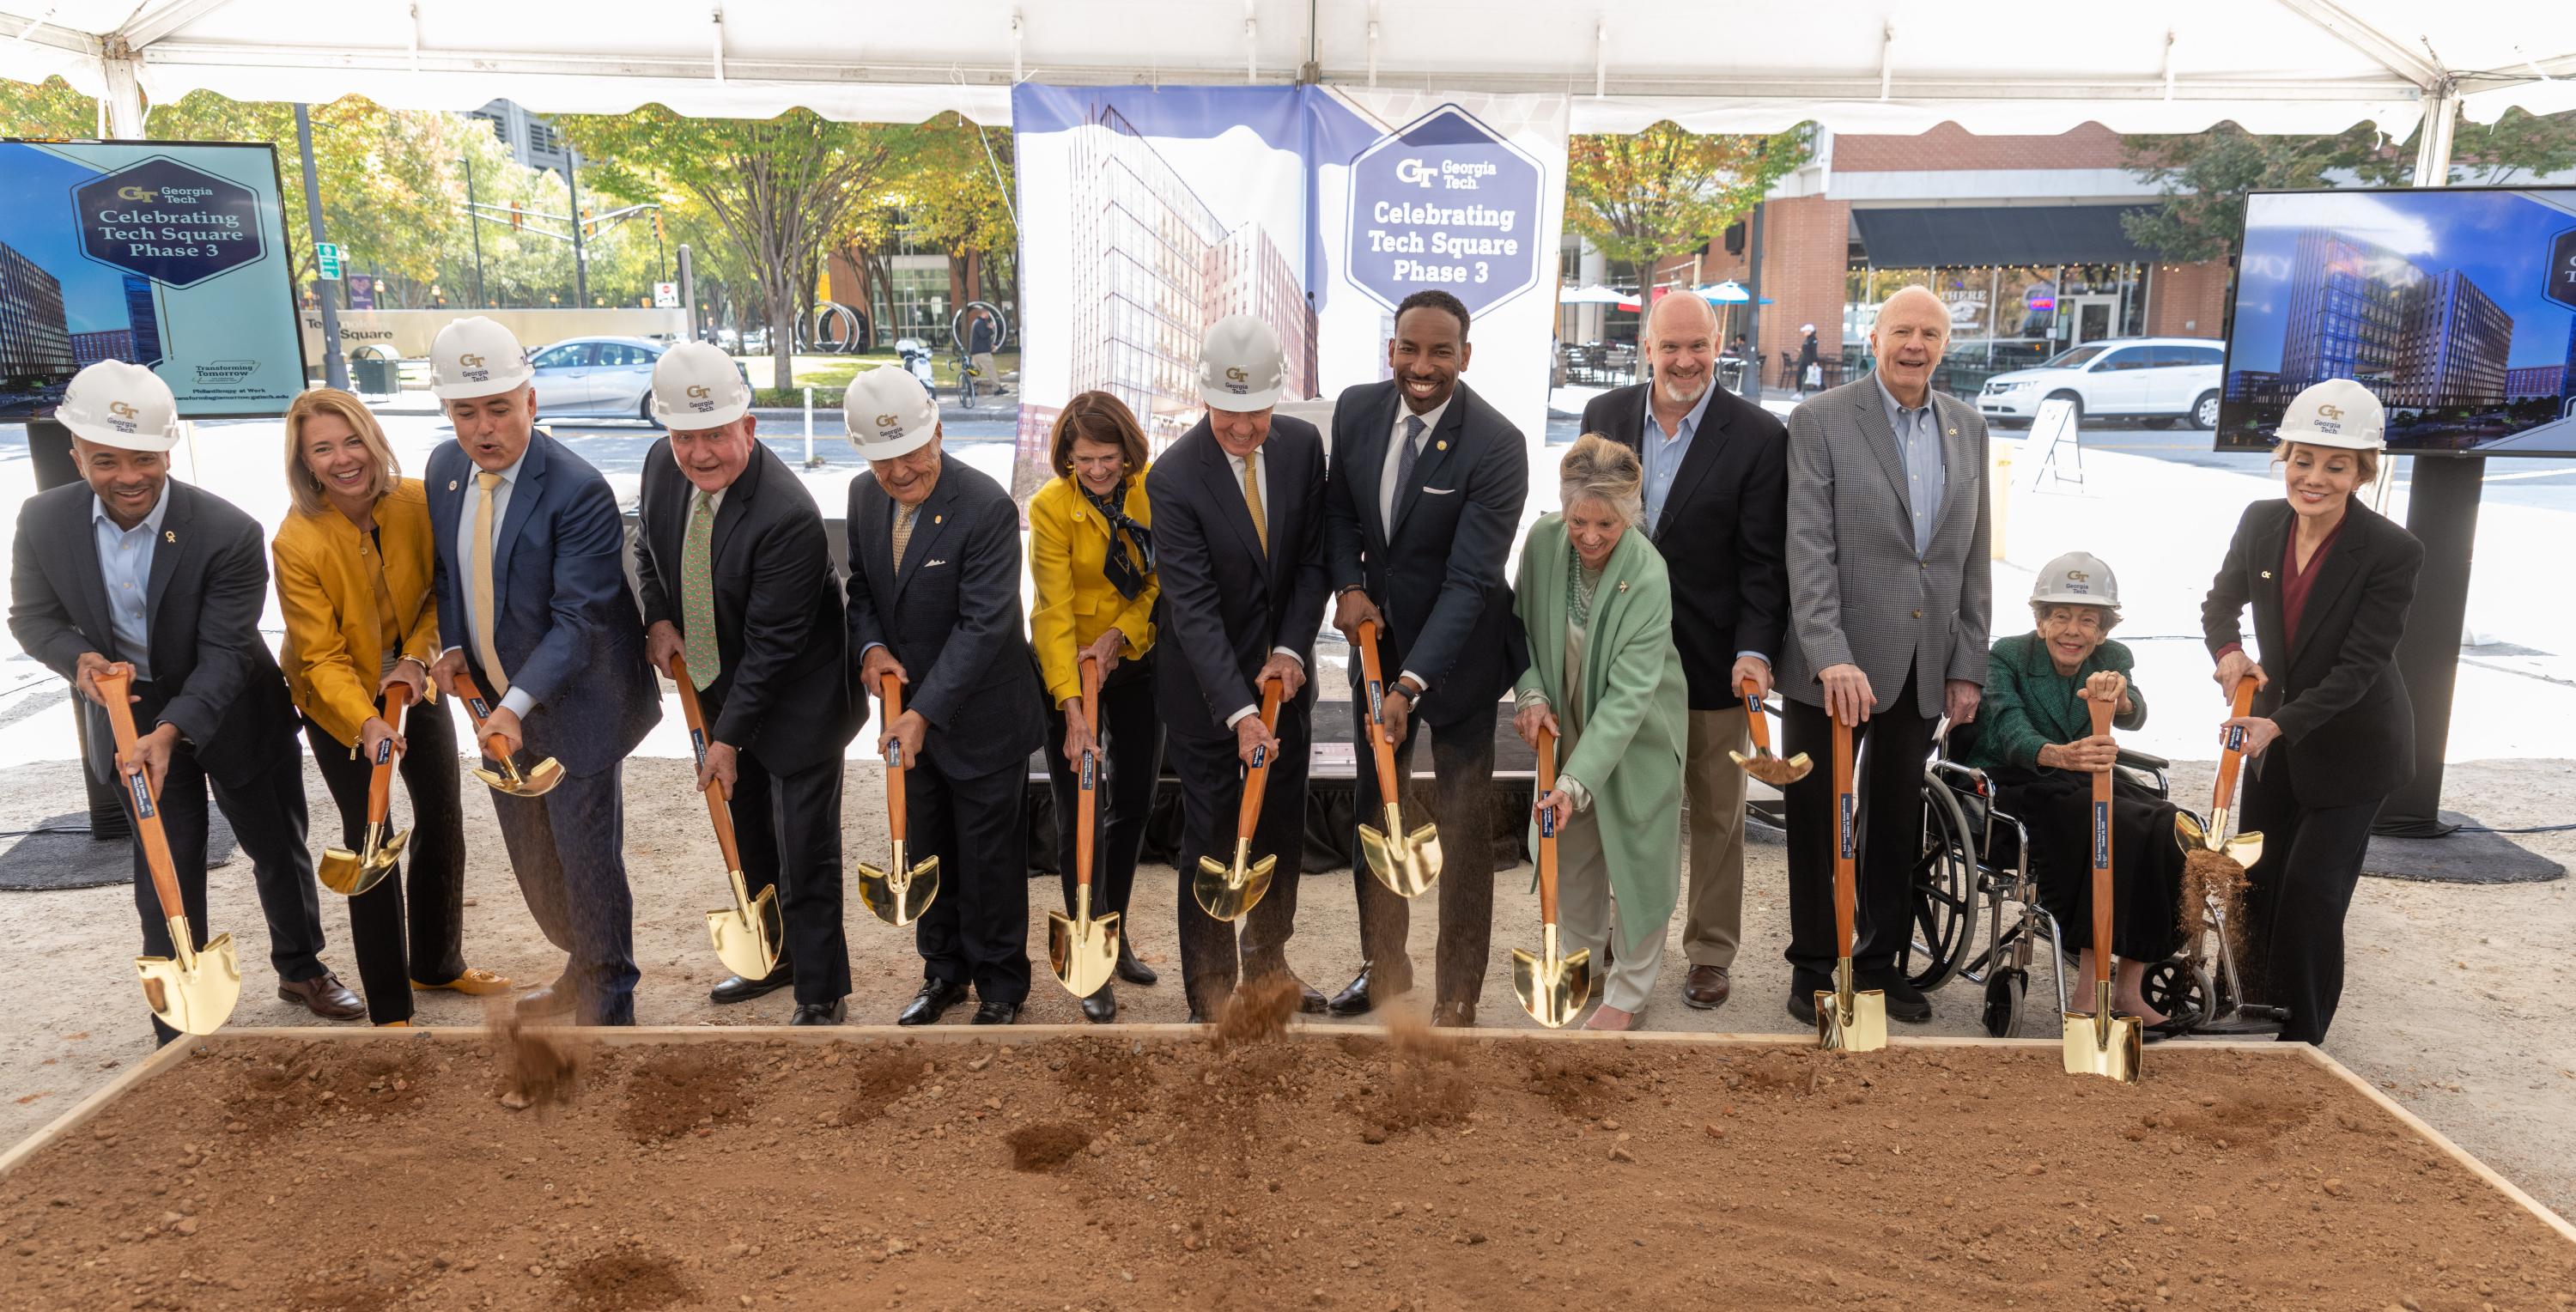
1978, 337, 2226, 429
526, 337, 748, 425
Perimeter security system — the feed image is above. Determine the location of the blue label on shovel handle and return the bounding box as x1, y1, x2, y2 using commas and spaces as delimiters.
1080, 750, 1096, 789
125, 769, 155, 821
1249, 744, 1267, 770
467, 696, 491, 719
688, 727, 707, 768
1364, 677, 1384, 725
884, 740, 902, 769
374, 739, 393, 766
2225, 725, 2244, 753
2093, 800, 2111, 867
1838, 793, 1855, 859
1540, 804, 1555, 839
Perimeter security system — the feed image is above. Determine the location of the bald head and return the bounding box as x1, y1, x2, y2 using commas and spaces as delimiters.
1645, 290, 1720, 412
1869, 284, 1952, 406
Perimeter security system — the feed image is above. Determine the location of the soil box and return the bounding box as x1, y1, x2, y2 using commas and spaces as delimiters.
3, 1025, 2571, 1311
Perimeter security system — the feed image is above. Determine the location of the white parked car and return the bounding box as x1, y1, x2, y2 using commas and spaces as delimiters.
526, 336, 747, 425
1978, 337, 2227, 429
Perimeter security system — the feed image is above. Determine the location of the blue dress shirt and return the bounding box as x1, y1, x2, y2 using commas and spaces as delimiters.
92, 484, 173, 681
1874, 374, 1947, 557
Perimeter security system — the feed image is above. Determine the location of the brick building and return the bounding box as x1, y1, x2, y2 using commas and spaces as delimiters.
1573, 123, 2233, 394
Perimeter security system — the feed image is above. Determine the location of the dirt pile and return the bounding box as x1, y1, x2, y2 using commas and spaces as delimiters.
614, 1048, 754, 1140
489, 1007, 580, 1113
1004, 1121, 1090, 1171
557, 1246, 691, 1311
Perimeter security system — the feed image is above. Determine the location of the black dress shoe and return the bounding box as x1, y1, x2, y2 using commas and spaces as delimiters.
970, 1000, 1020, 1025
1326, 961, 1413, 1017
790, 999, 847, 1026
896, 979, 970, 1026
1115, 939, 1158, 987
1862, 967, 1934, 1023
1786, 969, 1831, 1026
1431, 1000, 1475, 1028
1243, 954, 1330, 1015
1186, 1007, 1212, 1024
709, 962, 794, 1005
1079, 986, 1117, 1023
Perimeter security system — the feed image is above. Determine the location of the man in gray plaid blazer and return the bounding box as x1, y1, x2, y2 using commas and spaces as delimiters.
1776, 285, 1991, 1026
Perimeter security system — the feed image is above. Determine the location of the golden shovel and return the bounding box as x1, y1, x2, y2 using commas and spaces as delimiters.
319, 683, 415, 896
453, 670, 563, 797
1511, 727, 1592, 1028
2064, 692, 2144, 1084
2174, 679, 2263, 868
1193, 676, 1285, 921
96, 664, 240, 1036
670, 656, 784, 981
856, 672, 939, 926
1352, 618, 1441, 897
1048, 654, 1121, 996
1816, 714, 1886, 1052
1727, 675, 1813, 787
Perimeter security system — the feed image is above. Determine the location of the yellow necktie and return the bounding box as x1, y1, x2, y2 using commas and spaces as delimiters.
890, 502, 917, 575
1241, 453, 1267, 555
471, 471, 507, 693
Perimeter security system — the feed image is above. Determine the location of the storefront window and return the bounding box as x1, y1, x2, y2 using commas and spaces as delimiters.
1847, 261, 2149, 369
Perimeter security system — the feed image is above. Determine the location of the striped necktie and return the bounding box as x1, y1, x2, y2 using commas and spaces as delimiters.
470, 471, 507, 692
681, 490, 720, 689
891, 501, 918, 575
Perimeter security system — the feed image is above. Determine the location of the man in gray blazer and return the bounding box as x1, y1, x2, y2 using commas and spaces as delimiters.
1776, 285, 1990, 1026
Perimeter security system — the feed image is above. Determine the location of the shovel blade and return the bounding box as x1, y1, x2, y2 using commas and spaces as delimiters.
1359, 813, 1442, 898
707, 874, 783, 980
2062, 1011, 2144, 1083
1509, 946, 1594, 1029
1728, 748, 1814, 787
474, 755, 565, 798
365, 825, 411, 876
315, 846, 383, 897
1191, 852, 1275, 923
2173, 811, 2207, 854
2222, 831, 2263, 869
855, 857, 940, 927
1816, 987, 1888, 1052
1046, 908, 1121, 997
136, 931, 241, 1036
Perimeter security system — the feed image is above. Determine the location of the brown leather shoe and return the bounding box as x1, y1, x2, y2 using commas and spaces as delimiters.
1431, 999, 1476, 1028
276, 971, 367, 1021
1682, 964, 1732, 1010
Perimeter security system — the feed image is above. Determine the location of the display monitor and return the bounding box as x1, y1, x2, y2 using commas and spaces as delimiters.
0, 138, 307, 422
2219, 186, 2576, 457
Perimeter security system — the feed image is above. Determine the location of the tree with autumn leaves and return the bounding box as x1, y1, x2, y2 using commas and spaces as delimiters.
1564, 121, 1814, 293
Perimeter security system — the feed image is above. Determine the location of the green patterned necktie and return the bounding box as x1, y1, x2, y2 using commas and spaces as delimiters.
682, 489, 720, 689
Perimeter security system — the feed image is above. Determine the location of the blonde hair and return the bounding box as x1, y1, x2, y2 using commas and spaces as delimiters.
283, 388, 400, 517
1559, 432, 1644, 527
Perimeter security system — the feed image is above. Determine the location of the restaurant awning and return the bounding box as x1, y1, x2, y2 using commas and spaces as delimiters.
1849, 204, 2153, 270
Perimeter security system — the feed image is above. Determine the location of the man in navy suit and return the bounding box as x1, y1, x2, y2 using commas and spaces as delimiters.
1146, 315, 1332, 1021
423, 318, 661, 1026
1321, 289, 1529, 1026
842, 366, 1045, 1026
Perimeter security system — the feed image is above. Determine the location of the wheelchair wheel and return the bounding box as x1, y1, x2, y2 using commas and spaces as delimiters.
1982, 966, 2027, 1038
2139, 957, 2215, 1031
1905, 774, 1981, 993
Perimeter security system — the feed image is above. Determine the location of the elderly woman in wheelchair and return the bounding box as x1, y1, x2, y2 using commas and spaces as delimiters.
1954, 552, 2187, 1030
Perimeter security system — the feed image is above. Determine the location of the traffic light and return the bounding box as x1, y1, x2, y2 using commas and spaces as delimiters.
652, 209, 665, 242
509, 203, 523, 230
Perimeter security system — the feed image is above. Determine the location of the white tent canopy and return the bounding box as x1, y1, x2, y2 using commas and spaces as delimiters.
3, 0, 2573, 142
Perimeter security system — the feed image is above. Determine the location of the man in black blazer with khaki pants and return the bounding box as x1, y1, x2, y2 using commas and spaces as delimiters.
1323, 289, 1529, 1026
1149, 315, 1332, 1021
843, 365, 1046, 1026
636, 343, 858, 1025
9, 361, 360, 1041
1581, 290, 1789, 1013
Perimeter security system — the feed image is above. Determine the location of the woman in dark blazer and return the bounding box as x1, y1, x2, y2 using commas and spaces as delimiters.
2200, 380, 2421, 1045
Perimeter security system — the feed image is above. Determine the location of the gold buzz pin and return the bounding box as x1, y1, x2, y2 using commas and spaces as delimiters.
448, 480, 459, 491
2260, 570, 2273, 579
935, 515, 944, 525
1947, 427, 1959, 436
1617, 580, 1629, 592
1437, 440, 1448, 451
163, 531, 175, 544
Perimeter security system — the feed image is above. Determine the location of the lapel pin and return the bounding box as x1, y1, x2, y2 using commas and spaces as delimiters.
163, 531, 176, 544
1616, 580, 1629, 593
447, 480, 459, 491
2260, 570, 2273, 579
1436, 440, 1448, 452
934, 514, 944, 525
1947, 427, 1958, 436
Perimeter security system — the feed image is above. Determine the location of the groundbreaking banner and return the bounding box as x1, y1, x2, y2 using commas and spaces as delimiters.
1010, 85, 1568, 496
0, 140, 306, 420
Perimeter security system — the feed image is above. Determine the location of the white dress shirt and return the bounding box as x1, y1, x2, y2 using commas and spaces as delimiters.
446, 446, 536, 719
1373, 393, 1449, 697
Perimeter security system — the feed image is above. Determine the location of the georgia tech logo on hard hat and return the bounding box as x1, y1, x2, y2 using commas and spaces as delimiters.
115, 185, 159, 201
459, 353, 486, 369
685, 384, 713, 400
108, 400, 138, 420
875, 413, 899, 428
2066, 569, 2088, 582
2318, 404, 2344, 422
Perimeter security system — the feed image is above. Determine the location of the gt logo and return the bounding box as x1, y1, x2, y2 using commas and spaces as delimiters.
1224, 367, 1248, 382
685, 384, 711, 399
1394, 158, 1437, 188
116, 185, 159, 201
459, 353, 486, 368
2317, 404, 2344, 421
108, 401, 138, 419
875, 413, 899, 427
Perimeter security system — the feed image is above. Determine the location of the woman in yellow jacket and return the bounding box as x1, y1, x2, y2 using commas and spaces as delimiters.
273, 389, 507, 1025
1029, 391, 1164, 1021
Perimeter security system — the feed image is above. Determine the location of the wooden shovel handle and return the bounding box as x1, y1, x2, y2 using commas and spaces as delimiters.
1073, 655, 1103, 892
2089, 694, 2117, 986
1739, 676, 1775, 754
365, 683, 414, 826
1535, 728, 1559, 927
1831, 714, 1856, 956
878, 672, 908, 841
1231, 677, 1286, 840
1353, 618, 1403, 801
448, 670, 518, 765
669, 657, 744, 872
93, 665, 186, 925
2212, 678, 2257, 811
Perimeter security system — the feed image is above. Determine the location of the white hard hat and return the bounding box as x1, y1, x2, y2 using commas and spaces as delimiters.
429, 316, 534, 399
56, 360, 179, 452
1198, 314, 1284, 412
1800, 324, 1816, 333
650, 341, 751, 429
2031, 550, 2120, 615
2273, 378, 2385, 451
843, 364, 939, 460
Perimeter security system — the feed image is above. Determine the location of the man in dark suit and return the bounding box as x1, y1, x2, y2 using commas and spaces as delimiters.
1147, 315, 1331, 1021
635, 343, 856, 1025
841, 365, 1045, 1026
423, 318, 662, 1027
9, 361, 360, 1041
1321, 289, 1529, 1026
1580, 291, 1789, 1013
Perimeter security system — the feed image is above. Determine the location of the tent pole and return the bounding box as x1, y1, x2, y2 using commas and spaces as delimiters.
100, 37, 143, 137
296, 103, 349, 392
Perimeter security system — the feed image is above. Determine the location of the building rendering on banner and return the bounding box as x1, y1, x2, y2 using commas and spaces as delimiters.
0, 240, 76, 390
1065, 103, 1318, 444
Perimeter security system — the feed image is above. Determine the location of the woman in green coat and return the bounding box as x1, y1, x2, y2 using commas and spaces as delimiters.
1511, 434, 1691, 1031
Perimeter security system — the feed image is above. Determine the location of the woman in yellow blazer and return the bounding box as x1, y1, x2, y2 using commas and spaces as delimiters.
1029, 391, 1163, 1021
274, 389, 507, 1025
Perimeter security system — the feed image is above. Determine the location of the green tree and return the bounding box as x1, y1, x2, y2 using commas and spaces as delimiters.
1564, 122, 1814, 292
563, 107, 894, 389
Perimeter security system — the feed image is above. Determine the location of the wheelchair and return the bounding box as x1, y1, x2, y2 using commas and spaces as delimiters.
1902, 719, 2248, 1038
